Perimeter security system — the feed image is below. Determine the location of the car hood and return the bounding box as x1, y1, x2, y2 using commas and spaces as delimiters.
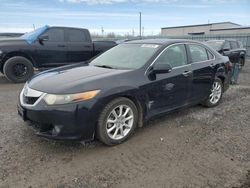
0, 38, 28, 46
28, 65, 131, 94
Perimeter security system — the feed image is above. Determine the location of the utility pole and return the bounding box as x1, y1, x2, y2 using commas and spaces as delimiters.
139, 12, 142, 40
101, 26, 104, 37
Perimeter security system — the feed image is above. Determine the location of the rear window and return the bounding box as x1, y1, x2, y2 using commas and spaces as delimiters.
223, 41, 231, 50
205, 41, 223, 51
68, 29, 87, 42
189, 44, 209, 62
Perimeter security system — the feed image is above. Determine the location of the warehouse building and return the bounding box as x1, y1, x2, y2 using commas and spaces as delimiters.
161, 22, 250, 36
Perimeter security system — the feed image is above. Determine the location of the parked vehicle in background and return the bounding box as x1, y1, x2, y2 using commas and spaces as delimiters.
0, 26, 117, 83
0, 33, 24, 39
18, 39, 230, 145
205, 39, 246, 66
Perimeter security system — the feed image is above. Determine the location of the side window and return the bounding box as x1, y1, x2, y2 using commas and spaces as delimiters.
155, 44, 187, 68
41, 28, 64, 42
230, 41, 238, 49
238, 41, 243, 48
207, 50, 214, 60
68, 29, 86, 42
223, 41, 231, 50
189, 44, 208, 63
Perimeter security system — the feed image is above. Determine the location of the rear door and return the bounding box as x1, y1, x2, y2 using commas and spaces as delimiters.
144, 44, 192, 117
66, 28, 93, 63
34, 28, 67, 67
187, 44, 216, 103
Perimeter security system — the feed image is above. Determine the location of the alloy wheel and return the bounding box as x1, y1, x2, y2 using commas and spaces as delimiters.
209, 81, 222, 105
13, 63, 28, 78
106, 105, 134, 140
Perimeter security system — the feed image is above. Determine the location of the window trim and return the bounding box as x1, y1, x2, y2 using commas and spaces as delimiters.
146, 43, 188, 71
145, 42, 215, 75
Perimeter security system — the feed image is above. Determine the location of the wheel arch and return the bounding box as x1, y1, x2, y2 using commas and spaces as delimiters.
94, 88, 146, 129
214, 66, 228, 92
117, 94, 144, 128
2, 51, 35, 69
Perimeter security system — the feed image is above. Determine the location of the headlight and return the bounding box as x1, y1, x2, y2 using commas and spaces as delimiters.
44, 90, 100, 105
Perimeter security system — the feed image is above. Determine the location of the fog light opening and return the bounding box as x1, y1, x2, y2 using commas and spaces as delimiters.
52, 125, 62, 135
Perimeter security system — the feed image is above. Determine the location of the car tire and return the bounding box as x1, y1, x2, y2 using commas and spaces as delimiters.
96, 97, 138, 146
3, 56, 34, 83
203, 78, 223, 107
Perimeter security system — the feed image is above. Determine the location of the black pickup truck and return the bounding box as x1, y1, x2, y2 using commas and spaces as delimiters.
205, 39, 246, 66
0, 26, 117, 83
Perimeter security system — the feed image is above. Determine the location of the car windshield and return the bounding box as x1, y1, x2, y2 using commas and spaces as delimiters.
20, 25, 49, 44
90, 43, 160, 70
205, 41, 224, 51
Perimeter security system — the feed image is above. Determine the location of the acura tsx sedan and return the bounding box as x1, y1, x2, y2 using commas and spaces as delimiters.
18, 39, 230, 145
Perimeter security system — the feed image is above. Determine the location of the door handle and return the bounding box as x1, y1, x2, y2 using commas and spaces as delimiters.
84, 45, 92, 48
57, 44, 66, 47
182, 70, 192, 77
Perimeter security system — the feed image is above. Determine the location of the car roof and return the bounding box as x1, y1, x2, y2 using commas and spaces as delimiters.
50, 26, 88, 31
126, 38, 198, 45
207, 39, 238, 42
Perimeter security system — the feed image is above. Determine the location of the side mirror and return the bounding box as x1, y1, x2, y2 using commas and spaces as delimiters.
153, 63, 172, 74
38, 35, 49, 44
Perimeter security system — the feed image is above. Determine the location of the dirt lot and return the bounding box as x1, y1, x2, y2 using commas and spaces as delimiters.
0, 60, 250, 188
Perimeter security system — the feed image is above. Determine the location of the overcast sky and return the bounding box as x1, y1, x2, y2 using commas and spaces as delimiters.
0, 0, 249, 35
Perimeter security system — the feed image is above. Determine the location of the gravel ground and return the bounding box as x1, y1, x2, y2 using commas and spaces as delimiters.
0, 60, 250, 188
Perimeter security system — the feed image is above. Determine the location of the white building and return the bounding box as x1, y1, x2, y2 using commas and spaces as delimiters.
161, 22, 250, 36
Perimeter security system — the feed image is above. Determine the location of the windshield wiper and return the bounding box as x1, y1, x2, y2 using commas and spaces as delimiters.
94, 65, 115, 69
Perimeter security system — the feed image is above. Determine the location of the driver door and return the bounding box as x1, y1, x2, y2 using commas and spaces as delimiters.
34, 28, 67, 68
144, 44, 192, 117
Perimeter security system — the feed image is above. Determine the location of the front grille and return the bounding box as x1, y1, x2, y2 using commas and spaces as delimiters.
23, 96, 39, 105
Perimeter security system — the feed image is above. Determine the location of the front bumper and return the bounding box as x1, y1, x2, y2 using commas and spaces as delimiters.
18, 99, 98, 141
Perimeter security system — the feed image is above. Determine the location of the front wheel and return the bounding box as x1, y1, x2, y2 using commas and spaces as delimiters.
3, 56, 34, 83
96, 97, 138, 145
203, 78, 223, 107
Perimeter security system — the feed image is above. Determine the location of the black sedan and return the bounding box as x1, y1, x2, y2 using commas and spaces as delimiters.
18, 39, 230, 145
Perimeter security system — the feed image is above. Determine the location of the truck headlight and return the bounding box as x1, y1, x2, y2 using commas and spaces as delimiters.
44, 90, 100, 105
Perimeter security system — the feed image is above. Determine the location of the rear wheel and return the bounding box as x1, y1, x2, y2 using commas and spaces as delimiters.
3, 56, 34, 83
96, 97, 138, 145
203, 78, 223, 107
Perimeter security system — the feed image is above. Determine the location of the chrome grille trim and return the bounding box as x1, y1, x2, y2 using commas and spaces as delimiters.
20, 85, 46, 107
